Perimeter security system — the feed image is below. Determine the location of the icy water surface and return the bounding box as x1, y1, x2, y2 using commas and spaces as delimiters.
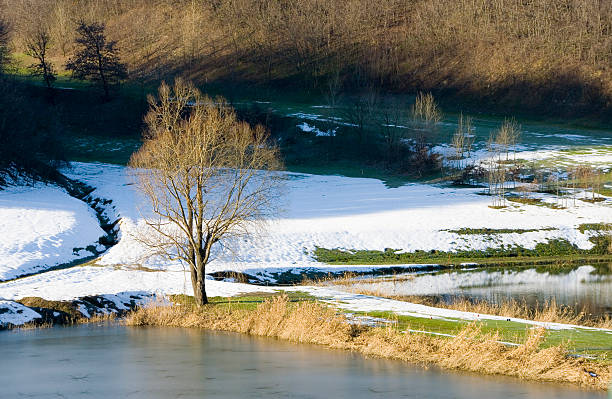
0, 324, 606, 398
337, 264, 612, 317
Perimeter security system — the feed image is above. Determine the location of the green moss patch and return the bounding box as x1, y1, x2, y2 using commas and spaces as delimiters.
314, 236, 612, 266
446, 227, 555, 235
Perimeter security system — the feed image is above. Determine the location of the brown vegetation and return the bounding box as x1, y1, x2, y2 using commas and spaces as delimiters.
125, 295, 611, 390
0, 17, 9, 72
1, 0, 611, 116
8, 313, 117, 331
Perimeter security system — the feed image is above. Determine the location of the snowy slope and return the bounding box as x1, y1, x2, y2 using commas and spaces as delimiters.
0, 183, 106, 281
64, 162, 612, 276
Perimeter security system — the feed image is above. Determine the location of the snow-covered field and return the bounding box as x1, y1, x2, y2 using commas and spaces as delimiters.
1, 161, 611, 328
65, 162, 611, 274
436, 143, 612, 172
0, 183, 105, 281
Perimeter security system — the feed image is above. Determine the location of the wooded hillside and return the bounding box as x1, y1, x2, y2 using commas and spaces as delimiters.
2, 0, 611, 116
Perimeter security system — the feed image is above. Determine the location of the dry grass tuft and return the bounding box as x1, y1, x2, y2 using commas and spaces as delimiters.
125, 295, 611, 390
14, 320, 53, 330
78, 312, 117, 324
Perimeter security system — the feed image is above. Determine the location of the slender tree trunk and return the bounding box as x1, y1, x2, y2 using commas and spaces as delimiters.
102, 75, 109, 100
193, 180, 208, 306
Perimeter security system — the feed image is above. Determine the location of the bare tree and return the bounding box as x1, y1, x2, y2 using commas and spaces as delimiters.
129, 79, 282, 306
26, 28, 56, 88
343, 87, 379, 148
50, 1, 73, 57
380, 98, 406, 167
450, 113, 473, 170
486, 119, 522, 206
409, 92, 443, 176
66, 21, 127, 100
411, 92, 442, 148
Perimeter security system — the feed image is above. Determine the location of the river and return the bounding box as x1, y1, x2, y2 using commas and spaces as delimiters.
0, 324, 606, 398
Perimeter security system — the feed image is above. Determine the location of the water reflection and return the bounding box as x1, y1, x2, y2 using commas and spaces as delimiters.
335, 265, 612, 316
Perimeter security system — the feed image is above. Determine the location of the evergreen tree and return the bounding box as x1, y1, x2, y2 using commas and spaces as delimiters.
66, 22, 127, 100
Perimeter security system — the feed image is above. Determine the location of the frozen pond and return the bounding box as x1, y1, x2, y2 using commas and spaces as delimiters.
0, 324, 607, 398
332, 264, 612, 317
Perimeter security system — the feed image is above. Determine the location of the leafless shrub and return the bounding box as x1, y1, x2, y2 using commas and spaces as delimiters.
411, 92, 442, 150
487, 119, 522, 207
450, 113, 473, 169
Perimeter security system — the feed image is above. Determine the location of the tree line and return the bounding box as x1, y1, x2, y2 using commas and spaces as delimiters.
0, 20, 64, 185
1, 0, 611, 117
0, 17, 129, 185
18, 19, 127, 100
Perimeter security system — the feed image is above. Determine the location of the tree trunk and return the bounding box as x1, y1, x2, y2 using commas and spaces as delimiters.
96, 44, 109, 101
102, 78, 110, 101
192, 273, 208, 306
191, 247, 209, 306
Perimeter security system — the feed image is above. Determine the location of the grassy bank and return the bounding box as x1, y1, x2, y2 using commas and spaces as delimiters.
315, 250, 612, 268
125, 294, 611, 390
314, 235, 612, 266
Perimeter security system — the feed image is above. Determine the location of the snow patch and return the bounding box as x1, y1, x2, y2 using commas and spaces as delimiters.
0, 300, 41, 326
297, 122, 337, 137
0, 183, 106, 281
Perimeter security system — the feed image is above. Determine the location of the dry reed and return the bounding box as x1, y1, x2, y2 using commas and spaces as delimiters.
2, 309, 119, 331
125, 296, 611, 390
